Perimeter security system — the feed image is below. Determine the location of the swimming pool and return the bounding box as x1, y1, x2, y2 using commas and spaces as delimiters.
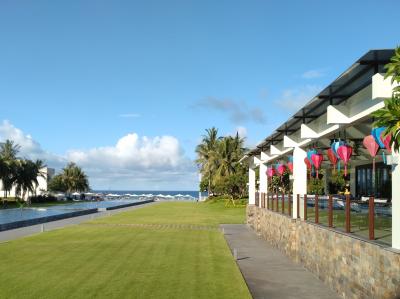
0, 199, 153, 231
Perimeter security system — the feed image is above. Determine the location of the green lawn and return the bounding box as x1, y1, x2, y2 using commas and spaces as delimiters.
91, 201, 246, 227
0, 201, 250, 299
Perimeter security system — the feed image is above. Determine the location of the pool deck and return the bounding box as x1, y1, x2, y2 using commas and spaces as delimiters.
0, 201, 158, 243
221, 224, 341, 299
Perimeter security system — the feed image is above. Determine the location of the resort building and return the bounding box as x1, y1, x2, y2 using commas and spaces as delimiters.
0, 167, 55, 198
242, 49, 400, 298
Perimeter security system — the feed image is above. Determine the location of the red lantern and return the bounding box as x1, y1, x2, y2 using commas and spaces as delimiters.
337, 145, 352, 176
380, 132, 392, 153
311, 153, 323, 177
327, 148, 338, 171
304, 157, 311, 170
287, 161, 293, 173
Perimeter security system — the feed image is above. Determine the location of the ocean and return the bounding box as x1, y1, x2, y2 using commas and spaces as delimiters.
93, 190, 206, 201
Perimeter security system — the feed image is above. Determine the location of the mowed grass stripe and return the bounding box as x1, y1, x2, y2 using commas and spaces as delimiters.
0, 202, 251, 299
82, 222, 219, 231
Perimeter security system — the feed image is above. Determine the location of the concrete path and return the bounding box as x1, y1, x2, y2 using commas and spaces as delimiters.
0, 201, 158, 243
221, 224, 341, 299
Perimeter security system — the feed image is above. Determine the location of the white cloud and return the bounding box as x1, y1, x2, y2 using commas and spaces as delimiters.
193, 97, 266, 124
0, 120, 66, 168
67, 133, 190, 171
301, 69, 325, 79
0, 120, 197, 190
119, 113, 141, 118
274, 85, 322, 112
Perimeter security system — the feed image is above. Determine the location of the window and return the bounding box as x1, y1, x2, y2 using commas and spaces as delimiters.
355, 163, 391, 199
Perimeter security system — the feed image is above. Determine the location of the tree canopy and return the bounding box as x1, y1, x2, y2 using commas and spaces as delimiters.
196, 127, 248, 202
48, 162, 89, 194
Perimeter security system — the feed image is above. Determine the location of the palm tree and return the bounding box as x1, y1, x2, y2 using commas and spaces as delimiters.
0, 157, 8, 203
0, 140, 20, 161
0, 140, 20, 199
214, 137, 236, 180
14, 159, 46, 204
195, 127, 221, 195
62, 163, 90, 196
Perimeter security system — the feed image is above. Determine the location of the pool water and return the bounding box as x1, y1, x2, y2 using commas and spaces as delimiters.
0, 200, 141, 225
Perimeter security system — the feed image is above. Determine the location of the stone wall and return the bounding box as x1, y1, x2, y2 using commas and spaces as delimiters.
247, 205, 400, 299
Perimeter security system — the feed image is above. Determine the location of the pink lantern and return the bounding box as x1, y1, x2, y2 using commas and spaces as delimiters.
363, 135, 379, 158
363, 135, 380, 178
380, 132, 392, 153
304, 157, 311, 179
277, 164, 286, 176
277, 164, 286, 182
337, 145, 352, 176
266, 167, 276, 178
311, 153, 323, 178
287, 161, 293, 173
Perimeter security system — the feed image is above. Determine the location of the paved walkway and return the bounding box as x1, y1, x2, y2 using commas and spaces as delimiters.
221, 224, 340, 299
0, 201, 158, 243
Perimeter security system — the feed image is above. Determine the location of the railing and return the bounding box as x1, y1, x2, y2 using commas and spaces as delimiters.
258, 192, 392, 246
264, 192, 292, 217
255, 192, 259, 207
303, 194, 392, 245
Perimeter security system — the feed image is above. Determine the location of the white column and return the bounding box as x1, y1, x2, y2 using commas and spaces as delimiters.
392, 151, 400, 249
293, 146, 307, 219
249, 167, 256, 205
259, 163, 267, 207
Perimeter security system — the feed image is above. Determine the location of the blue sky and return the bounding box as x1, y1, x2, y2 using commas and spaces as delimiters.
0, 0, 398, 190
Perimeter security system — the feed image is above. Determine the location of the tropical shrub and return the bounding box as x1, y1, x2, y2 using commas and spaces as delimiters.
48, 163, 89, 194
267, 170, 291, 194
373, 47, 400, 152
196, 127, 247, 199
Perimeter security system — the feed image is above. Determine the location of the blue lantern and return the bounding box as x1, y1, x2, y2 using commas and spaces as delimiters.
371, 127, 386, 149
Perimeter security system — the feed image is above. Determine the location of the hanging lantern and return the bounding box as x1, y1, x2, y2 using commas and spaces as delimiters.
331, 141, 346, 172
371, 127, 386, 148
337, 145, 352, 176
266, 167, 276, 178
311, 153, 323, 178
363, 135, 380, 194
277, 164, 286, 181
363, 135, 379, 176
380, 131, 392, 153
307, 149, 318, 175
304, 157, 311, 170
287, 161, 293, 173
277, 164, 286, 176
331, 141, 345, 157
326, 148, 338, 171
307, 149, 317, 165
304, 158, 311, 179
363, 135, 379, 158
